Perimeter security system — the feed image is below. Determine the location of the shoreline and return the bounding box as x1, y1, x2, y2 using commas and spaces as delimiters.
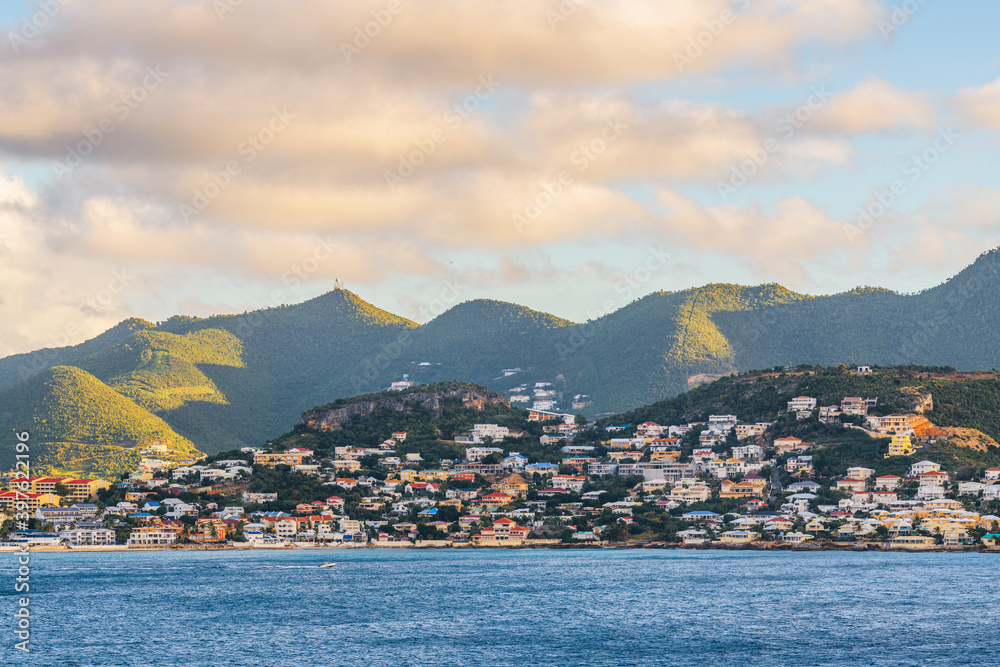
6, 542, 998, 554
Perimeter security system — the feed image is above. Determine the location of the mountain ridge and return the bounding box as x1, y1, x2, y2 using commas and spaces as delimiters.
5, 247, 1000, 463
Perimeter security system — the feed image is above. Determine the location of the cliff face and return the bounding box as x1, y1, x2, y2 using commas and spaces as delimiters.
901, 387, 934, 413
301, 385, 508, 432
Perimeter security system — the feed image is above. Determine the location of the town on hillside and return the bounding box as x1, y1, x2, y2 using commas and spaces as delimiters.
6, 367, 1000, 552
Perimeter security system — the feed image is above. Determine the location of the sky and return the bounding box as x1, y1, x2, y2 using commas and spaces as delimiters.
2, 0, 1000, 357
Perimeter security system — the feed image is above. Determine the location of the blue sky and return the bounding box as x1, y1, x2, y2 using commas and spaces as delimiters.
2, 0, 1000, 355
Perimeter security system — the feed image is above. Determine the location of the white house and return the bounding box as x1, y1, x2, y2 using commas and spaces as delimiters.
916, 485, 945, 500
787, 396, 817, 412
909, 460, 942, 477
959, 482, 984, 496
59, 528, 116, 546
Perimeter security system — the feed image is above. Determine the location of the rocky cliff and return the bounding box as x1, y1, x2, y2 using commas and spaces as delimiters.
301, 383, 509, 432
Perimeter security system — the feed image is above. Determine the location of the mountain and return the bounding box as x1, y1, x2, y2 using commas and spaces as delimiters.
5, 247, 1000, 463
0, 365, 202, 476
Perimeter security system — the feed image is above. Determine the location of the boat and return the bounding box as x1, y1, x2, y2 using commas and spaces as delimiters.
320, 562, 336, 568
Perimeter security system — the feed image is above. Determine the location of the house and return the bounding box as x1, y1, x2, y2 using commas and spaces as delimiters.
669, 484, 711, 505
528, 409, 574, 423
501, 453, 529, 471
885, 434, 917, 457
391, 432, 407, 442
59, 528, 116, 546
982, 534, 1000, 548
787, 396, 817, 412
678, 529, 708, 545
958, 482, 985, 496
189, 518, 229, 543
561, 457, 597, 471
253, 449, 313, 467
0, 491, 61, 513
61, 479, 112, 501
493, 474, 529, 498
478, 493, 513, 508
732, 444, 766, 461
867, 414, 915, 435
916, 485, 946, 500
909, 460, 941, 477
818, 406, 842, 423
782, 532, 814, 545
840, 397, 870, 416
918, 471, 949, 486
835, 479, 867, 493
889, 535, 937, 549
734, 423, 772, 441
872, 491, 898, 505
464, 446, 504, 462
551, 475, 586, 492
787, 481, 821, 494
874, 475, 902, 490
636, 422, 664, 437
128, 522, 183, 546
588, 463, 619, 477
524, 463, 560, 476
985, 468, 1000, 481
719, 530, 757, 544
773, 437, 804, 453
649, 438, 682, 451
472, 518, 530, 544
720, 478, 767, 498
785, 456, 813, 473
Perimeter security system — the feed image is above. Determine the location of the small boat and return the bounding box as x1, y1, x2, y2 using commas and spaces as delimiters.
320, 562, 336, 568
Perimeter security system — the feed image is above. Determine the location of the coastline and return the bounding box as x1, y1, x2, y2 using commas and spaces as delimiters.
6, 542, 998, 554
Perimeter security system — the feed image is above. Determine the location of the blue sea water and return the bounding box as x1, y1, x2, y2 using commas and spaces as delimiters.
0, 548, 997, 666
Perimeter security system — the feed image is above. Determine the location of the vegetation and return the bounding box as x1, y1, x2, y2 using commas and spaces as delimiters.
0, 365, 201, 473
4, 247, 1000, 464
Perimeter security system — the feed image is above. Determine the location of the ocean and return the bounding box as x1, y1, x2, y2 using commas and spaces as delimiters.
1, 548, 996, 666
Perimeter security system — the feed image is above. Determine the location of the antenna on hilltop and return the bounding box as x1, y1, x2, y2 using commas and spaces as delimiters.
334, 278, 343, 290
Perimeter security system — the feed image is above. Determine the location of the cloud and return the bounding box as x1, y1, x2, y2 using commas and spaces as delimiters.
654, 189, 848, 285
956, 77, 1000, 128
813, 77, 934, 132
0, 0, 987, 356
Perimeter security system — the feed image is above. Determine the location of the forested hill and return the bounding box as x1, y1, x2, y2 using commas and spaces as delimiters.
606, 364, 1000, 446
269, 381, 533, 463
4, 248, 1000, 462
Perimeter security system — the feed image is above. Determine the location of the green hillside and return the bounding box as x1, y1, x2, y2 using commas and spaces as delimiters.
5, 249, 1000, 464
0, 365, 202, 475
271, 380, 530, 461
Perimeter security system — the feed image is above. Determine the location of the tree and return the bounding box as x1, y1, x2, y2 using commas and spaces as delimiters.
604, 523, 630, 542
